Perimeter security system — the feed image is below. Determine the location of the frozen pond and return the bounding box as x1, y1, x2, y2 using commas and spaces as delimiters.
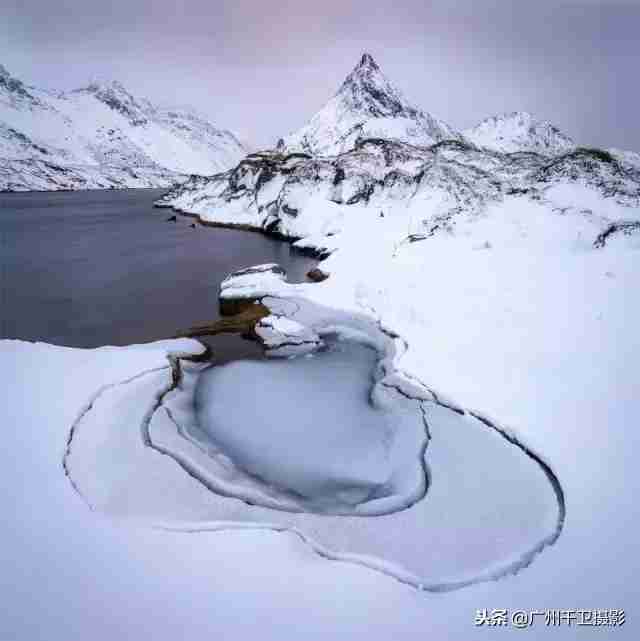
194, 340, 427, 514
0, 189, 315, 350
66, 334, 564, 588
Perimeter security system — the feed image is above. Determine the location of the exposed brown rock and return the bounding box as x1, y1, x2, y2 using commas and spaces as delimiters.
307, 267, 329, 282
175, 302, 269, 339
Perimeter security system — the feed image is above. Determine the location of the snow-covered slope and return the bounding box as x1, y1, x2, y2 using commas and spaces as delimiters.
464, 111, 575, 155
0, 64, 247, 192
158, 137, 640, 248
278, 54, 460, 156
159, 52, 638, 240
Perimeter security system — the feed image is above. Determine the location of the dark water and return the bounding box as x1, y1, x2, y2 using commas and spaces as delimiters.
0, 189, 316, 353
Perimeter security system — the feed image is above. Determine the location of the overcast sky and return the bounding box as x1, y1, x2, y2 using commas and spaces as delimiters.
2, 0, 639, 150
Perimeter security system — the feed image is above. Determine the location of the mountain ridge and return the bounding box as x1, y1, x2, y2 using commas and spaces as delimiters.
0, 65, 248, 192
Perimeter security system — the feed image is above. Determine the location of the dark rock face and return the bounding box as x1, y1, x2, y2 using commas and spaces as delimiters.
338, 53, 411, 120
594, 221, 640, 248
84, 81, 149, 126
535, 148, 640, 202
0, 65, 36, 103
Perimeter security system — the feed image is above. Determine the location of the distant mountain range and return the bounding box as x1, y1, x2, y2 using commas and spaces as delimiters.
2, 55, 635, 194
159, 53, 639, 249
0, 64, 248, 192
278, 53, 577, 158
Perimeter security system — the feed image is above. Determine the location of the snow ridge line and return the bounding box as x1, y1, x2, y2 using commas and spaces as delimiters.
62, 364, 171, 509
468, 409, 566, 544
62, 346, 209, 507
148, 394, 565, 593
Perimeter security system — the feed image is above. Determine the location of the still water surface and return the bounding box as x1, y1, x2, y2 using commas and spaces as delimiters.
1, 189, 315, 354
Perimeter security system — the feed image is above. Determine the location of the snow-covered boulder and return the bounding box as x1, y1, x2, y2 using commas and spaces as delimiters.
254, 315, 323, 357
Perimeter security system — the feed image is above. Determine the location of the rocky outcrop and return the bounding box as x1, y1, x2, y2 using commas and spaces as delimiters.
307, 267, 330, 282
594, 220, 640, 248
159, 132, 640, 248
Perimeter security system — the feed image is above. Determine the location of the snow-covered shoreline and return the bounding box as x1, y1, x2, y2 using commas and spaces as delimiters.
3, 190, 638, 636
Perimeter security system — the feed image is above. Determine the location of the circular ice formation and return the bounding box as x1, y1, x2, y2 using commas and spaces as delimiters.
64, 337, 563, 589
193, 341, 428, 514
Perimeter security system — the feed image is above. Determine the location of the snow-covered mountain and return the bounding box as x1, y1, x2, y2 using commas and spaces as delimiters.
464, 111, 576, 155
0, 64, 248, 192
159, 53, 639, 249
278, 53, 460, 156
159, 137, 640, 251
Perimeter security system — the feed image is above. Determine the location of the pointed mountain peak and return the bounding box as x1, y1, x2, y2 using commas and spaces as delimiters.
336, 53, 414, 119
357, 53, 379, 71
341, 53, 387, 87
279, 54, 460, 155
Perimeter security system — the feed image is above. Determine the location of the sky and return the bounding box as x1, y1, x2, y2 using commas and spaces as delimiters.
2, 0, 639, 151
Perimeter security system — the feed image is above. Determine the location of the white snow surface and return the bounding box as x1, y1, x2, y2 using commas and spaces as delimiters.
254, 314, 322, 356
0, 64, 247, 191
